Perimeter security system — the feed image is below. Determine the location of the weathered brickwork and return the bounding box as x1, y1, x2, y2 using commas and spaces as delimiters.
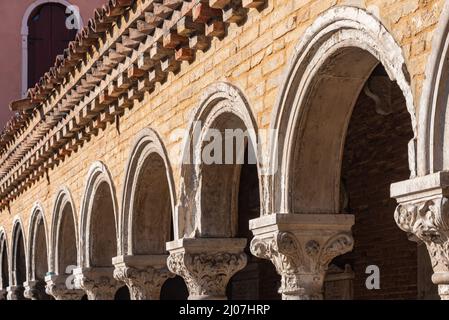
341, 76, 416, 299
0, 0, 448, 300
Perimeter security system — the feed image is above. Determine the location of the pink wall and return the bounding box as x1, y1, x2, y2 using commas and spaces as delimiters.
0, 0, 105, 130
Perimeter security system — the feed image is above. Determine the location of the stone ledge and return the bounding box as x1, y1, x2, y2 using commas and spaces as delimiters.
390, 171, 449, 201
167, 237, 247, 252
249, 213, 355, 235
112, 254, 168, 268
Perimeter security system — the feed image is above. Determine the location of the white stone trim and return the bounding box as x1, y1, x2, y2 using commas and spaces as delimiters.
416, 1, 449, 175
21, 0, 83, 97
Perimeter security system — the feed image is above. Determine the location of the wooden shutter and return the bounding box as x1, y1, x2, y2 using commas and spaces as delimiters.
27, 4, 78, 89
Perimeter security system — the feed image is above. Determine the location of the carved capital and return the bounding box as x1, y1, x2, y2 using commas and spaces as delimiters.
113, 255, 174, 300
74, 267, 120, 300
394, 196, 449, 299
391, 172, 449, 300
6, 285, 25, 300
251, 231, 353, 299
249, 214, 354, 300
395, 197, 449, 271
24, 280, 51, 300
45, 275, 85, 300
166, 238, 247, 300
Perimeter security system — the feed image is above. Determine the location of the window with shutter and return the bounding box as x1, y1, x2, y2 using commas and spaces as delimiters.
27, 3, 77, 89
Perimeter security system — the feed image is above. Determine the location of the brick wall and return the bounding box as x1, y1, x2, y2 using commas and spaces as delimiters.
0, 0, 445, 299
0, 0, 444, 233
339, 70, 417, 299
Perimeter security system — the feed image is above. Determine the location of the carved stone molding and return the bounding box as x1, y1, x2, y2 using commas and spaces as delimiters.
166, 238, 247, 300
394, 196, 449, 299
113, 255, 174, 300
24, 280, 51, 300
73, 267, 121, 300
45, 274, 85, 300
6, 285, 25, 300
249, 213, 354, 300
391, 172, 449, 300
395, 198, 449, 268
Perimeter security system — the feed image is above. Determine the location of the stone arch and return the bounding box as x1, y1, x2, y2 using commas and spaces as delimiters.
20, 0, 83, 97
416, 1, 449, 175
269, 6, 417, 214
26, 203, 49, 282
50, 187, 79, 275
120, 128, 177, 256
0, 227, 9, 297
79, 161, 118, 268
10, 217, 27, 293
178, 82, 260, 238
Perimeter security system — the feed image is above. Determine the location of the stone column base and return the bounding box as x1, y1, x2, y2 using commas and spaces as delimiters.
113, 254, 174, 300
45, 274, 85, 300
250, 213, 354, 300
7, 285, 25, 300
167, 238, 247, 300
24, 280, 51, 300
74, 267, 121, 300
